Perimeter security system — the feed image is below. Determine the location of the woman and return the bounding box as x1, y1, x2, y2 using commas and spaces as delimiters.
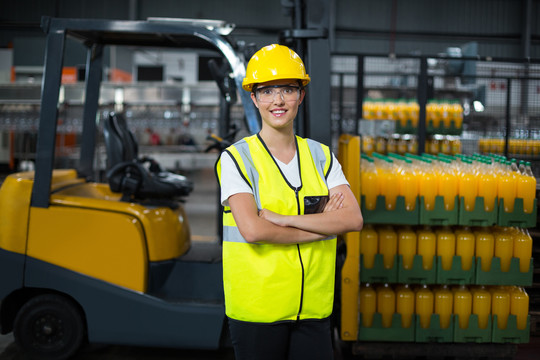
216, 44, 363, 360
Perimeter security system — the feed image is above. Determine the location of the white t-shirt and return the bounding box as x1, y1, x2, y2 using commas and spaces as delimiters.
220, 151, 349, 206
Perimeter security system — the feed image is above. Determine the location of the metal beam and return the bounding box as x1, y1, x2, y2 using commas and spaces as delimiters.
78, 43, 103, 180
31, 26, 65, 208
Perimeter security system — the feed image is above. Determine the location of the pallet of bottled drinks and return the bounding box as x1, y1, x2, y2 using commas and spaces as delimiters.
360, 152, 537, 229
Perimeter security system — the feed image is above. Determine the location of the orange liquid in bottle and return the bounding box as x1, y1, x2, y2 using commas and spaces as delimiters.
359, 283, 377, 328
437, 226, 456, 271
377, 284, 396, 328
455, 227, 475, 271
416, 285, 434, 329
494, 228, 514, 272
396, 284, 414, 328
510, 287, 529, 330
472, 286, 491, 329
417, 226, 436, 270
492, 286, 510, 329
475, 229, 494, 272
514, 229, 533, 273
360, 225, 378, 269
434, 285, 453, 329
454, 285, 472, 329
378, 226, 397, 270
398, 226, 417, 270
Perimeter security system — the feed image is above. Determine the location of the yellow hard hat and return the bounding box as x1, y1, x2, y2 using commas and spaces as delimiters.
242, 44, 310, 92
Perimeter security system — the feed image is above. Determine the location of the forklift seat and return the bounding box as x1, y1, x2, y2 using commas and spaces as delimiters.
103, 112, 193, 202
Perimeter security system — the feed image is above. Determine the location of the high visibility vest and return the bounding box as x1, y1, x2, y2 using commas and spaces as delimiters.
216, 133, 337, 323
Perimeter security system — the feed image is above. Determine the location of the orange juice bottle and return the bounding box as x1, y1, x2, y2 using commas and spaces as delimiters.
440, 101, 451, 129
416, 285, 434, 329
408, 100, 419, 127
378, 225, 397, 269
475, 228, 495, 272
418, 159, 438, 211
437, 226, 456, 271
452, 101, 463, 129
377, 283, 396, 328
459, 159, 478, 211
454, 285, 472, 329
362, 136, 375, 156
374, 99, 384, 120
434, 285, 453, 329
494, 227, 514, 272
361, 157, 378, 210
498, 161, 517, 213
514, 228, 533, 273
396, 284, 415, 328
363, 98, 374, 120
477, 159, 498, 211
359, 283, 377, 327
417, 226, 436, 270
455, 226, 475, 271
472, 286, 491, 329
398, 226, 417, 270
510, 287, 529, 330
492, 286, 510, 329
360, 224, 378, 269
437, 159, 458, 211
516, 162, 537, 214
398, 159, 418, 211
380, 159, 399, 210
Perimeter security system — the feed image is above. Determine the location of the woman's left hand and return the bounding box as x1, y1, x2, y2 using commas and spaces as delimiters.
258, 208, 288, 227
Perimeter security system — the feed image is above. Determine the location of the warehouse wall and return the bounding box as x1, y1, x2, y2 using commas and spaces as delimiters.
0, 0, 539, 67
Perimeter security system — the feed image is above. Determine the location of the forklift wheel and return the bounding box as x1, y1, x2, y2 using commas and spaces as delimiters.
13, 294, 86, 360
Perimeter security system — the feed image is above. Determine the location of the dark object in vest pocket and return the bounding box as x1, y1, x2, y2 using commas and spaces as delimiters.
304, 195, 329, 214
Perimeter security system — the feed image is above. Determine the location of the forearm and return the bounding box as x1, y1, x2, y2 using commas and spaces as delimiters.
242, 216, 327, 244
283, 206, 363, 236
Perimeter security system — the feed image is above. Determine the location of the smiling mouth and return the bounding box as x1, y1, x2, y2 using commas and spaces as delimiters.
271, 109, 286, 116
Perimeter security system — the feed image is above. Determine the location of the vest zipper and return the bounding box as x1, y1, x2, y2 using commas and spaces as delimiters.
295, 187, 305, 321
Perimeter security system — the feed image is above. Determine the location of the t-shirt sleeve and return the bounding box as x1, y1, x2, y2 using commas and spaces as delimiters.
327, 153, 350, 190
220, 151, 253, 207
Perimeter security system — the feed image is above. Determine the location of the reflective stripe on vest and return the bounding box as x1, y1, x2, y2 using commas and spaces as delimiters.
217, 134, 337, 323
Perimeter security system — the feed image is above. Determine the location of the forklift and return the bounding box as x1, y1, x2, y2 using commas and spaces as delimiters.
0, 16, 259, 359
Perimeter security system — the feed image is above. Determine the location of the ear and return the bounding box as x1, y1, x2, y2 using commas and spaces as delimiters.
250, 92, 259, 109
298, 89, 306, 105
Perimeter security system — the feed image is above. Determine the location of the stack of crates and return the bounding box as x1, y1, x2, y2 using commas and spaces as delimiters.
337, 135, 534, 346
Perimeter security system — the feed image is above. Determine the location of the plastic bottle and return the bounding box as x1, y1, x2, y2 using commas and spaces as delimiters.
494, 227, 514, 272
437, 226, 456, 271
360, 224, 378, 269
472, 286, 491, 329
475, 228, 495, 272
377, 283, 396, 328
378, 225, 397, 269
459, 159, 478, 212
516, 162, 537, 214
379, 158, 399, 210
398, 226, 417, 270
417, 226, 436, 270
361, 157, 378, 211
398, 159, 418, 211
510, 287, 529, 330
454, 285, 472, 329
408, 100, 419, 127
434, 285, 453, 329
477, 159, 498, 212
440, 101, 451, 129
396, 284, 415, 328
416, 285, 434, 329
498, 161, 517, 213
363, 98, 374, 120
492, 286, 510, 329
437, 159, 458, 211
455, 226, 475, 271
514, 228, 533, 273
418, 159, 438, 211
359, 283, 377, 328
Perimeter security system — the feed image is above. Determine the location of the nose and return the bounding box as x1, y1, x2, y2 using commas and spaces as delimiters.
272, 90, 285, 104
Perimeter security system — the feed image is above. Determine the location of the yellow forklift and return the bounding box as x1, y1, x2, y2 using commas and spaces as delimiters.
0, 16, 259, 359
